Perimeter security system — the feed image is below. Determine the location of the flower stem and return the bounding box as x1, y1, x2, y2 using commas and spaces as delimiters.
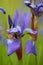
31, 13, 38, 41
31, 12, 38, 65
30, 0, 36, 4
30, 0, 38, 65
18, 60, 22, 65
16, 43, 22, 61
31, 13, 35, 30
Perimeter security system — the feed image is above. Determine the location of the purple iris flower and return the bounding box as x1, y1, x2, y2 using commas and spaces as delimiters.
25, 40, 36, 55
24, 1, 43, 16
0, 7, 6, 14
7, 9, 37, 56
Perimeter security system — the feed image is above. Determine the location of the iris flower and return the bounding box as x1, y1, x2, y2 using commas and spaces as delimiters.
7, 9, 37, 58
24, 1, 43, 16
24, 1, 43, 55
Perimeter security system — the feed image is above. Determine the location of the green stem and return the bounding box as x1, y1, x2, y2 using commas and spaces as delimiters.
8, 56, 13, 65
18, 60, 22, 65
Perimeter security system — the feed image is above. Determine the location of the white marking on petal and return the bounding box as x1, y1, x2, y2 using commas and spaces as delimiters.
33, 41, 35, 46
16, 26, 21, 33
7, 39, 13, 44
24, 28, 37, 34
24, 1, 30, 4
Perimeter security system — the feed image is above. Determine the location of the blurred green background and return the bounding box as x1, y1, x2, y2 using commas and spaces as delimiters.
0, 0, 43, 65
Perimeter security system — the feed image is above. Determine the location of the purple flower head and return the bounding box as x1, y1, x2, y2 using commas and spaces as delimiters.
7, 10, 37, 36
25, 40, 36, 55
24, 1, 43, 16
36, 4, 43, 15
0, 7, 6, 14
7, 9, 37, 56
8, 13, 37, 35
7, 12, 31, 34
8, 9, 37, 36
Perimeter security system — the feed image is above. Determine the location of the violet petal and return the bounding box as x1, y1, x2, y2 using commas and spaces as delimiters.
8, 15, 13, 28
25, 40, 36, 55
20, 12, 27, 33
13, 9, 19, 27
7, 38, 20, 56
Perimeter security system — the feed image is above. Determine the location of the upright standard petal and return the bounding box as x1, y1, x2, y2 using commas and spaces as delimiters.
0, 7, 6, 14
25, 12, 31, 27
20, 12, 27, 33
8, 15, 13, 28
7, 38, 20, 56
13, 9, 19, 27
25, 40, 36, 55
